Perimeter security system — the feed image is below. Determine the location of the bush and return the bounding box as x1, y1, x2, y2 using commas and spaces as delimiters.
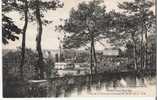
3, 48, 56, 81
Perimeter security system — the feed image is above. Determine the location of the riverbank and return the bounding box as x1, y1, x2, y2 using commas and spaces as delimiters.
71, 84, 155, 97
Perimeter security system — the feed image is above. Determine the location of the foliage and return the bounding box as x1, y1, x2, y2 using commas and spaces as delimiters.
2, 0, 64, 24
2, 0, 64, 79
104, 0, 155, 70
3, 48, 55, 80
2, 14, 21, 44
44, 57, 56, 78
33, 0, 63, 79
60, 0, 109, 49
107, 0, 155, 47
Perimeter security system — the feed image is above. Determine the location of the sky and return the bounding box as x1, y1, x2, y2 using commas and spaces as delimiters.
2, 0, 155, 50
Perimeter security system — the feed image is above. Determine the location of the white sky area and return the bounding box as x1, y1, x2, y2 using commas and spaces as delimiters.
2, 0, 155, 50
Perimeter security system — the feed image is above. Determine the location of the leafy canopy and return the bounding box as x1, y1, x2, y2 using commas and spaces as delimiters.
61, 0, 117, 49
2, 14, 21, 44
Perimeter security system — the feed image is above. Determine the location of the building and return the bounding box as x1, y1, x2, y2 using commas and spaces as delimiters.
54, 62, 91, 77
102, 49, 119, 56
54, 62, 74, 70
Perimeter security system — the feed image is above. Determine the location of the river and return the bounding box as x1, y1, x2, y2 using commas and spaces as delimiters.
47, 72, 156, 97
3, 71, 156, 97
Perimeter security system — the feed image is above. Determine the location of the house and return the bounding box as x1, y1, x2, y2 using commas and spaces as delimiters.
54, 62, 74, 70
54, 62, 91, 77
102, 49, 119, 56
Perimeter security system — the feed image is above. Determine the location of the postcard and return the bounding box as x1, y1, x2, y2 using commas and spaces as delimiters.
2, 0, 156, 98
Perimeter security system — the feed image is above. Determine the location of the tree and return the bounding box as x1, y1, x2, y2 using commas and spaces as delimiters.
19, 0, 29, 80
31, 0, 63, 79
60, 0, 114, 74
2, 0, 23, 44
119, 0, 155, 69
34, 0, 44, 79
108, 0, 155, 70
3, 48, 38, 81
2, 0, 29, 79
2, 14, 21, 44
2, 0, 63, 79
109, 13, 141, 70
147, 34, 156, 69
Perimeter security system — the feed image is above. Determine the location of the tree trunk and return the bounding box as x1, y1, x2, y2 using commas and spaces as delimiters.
145, 30, 148, 69
156, 0, 157, 71
140, 0, 146, 70
35, 0, 44, 79
140, 34, 144, 70
20, 0, 28, 80
92, 37, 97, 74
133, 43, 137, 70
134, 43, 138, 70
142, 0, 147, 70
131, 33, 137, 70
140, 13, 144, 70
90, 39, 93, 75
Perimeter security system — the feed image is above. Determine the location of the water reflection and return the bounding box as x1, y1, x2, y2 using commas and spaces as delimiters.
48, 73, 155, 97
4, 72, 155, 97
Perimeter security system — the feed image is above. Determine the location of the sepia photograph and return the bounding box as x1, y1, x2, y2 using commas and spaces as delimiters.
2, 0, 156, 98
